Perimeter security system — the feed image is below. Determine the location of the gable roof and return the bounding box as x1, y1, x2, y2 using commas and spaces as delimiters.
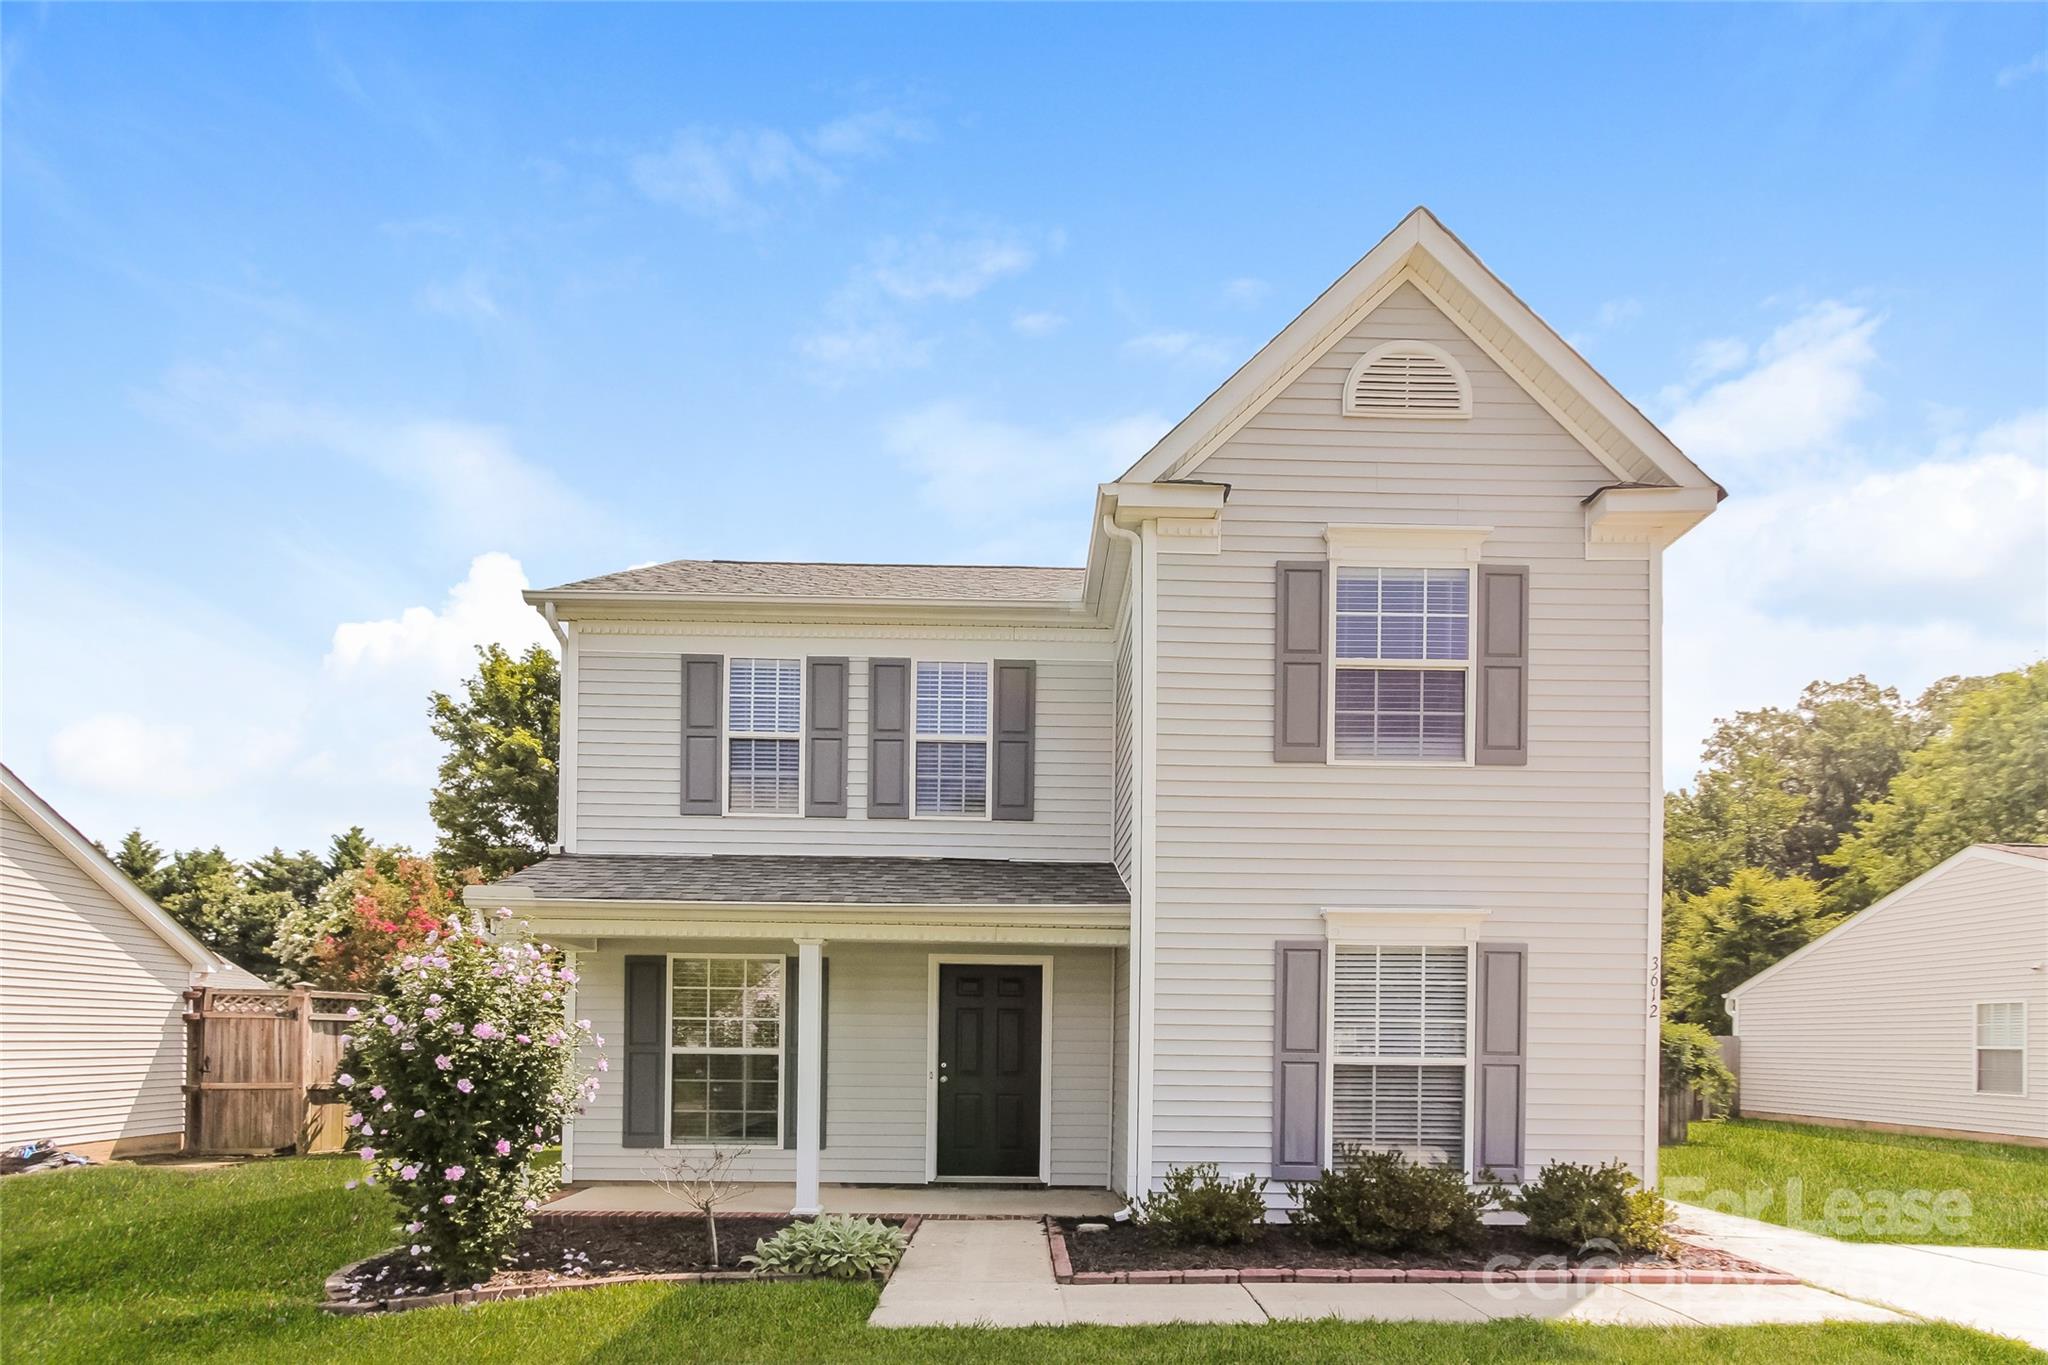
539, 559, 1083, 604
1725, 844, 2048, 1007
0, 764, 263, 985
1117, 206, 1721, 495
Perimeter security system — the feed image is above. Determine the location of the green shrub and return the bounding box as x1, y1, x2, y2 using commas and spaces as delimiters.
1505, 1160, 1671, 1254
1132, 1163, 1268, 1246
1286, 1147, 1491, 1254
1661, 1019, 1736, 1108
744, 1215, 907, 1279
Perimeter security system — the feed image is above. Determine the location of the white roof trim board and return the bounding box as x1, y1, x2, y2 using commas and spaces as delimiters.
1724, 844, 2048, 1007
1, 763, 260, 984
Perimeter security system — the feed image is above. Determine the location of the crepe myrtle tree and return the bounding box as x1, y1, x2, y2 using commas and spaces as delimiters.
337, 908, 605, 1286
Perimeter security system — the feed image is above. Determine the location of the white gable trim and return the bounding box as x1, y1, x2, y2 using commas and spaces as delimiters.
1117, 207, 1718, 495
0, 764, 245, 980
1725, 845, 2048, 1014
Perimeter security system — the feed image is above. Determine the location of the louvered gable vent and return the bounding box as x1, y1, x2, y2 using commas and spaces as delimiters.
1342, 341, 1471, 419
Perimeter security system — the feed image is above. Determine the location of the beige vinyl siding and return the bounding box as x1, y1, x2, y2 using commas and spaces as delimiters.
572, 628, 1112, 860
0, 805, 192, 1149
1732, 855, 2048, 1142
1147, 281, 1656, 1182
570, 939, 1118, 1184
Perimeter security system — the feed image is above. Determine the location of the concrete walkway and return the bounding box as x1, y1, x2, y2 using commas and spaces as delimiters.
1673, 1202, 2048, 1350
869, 1219, 1909, 1330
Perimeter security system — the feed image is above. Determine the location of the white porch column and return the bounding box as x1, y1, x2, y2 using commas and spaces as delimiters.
791, 938, 825, 1217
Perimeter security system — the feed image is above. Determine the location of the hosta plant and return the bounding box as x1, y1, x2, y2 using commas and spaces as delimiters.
744, 1215, 908, 1279
337, 909, 603, 1286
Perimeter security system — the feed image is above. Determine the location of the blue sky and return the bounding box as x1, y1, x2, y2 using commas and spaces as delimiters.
5, 4, 2044, 856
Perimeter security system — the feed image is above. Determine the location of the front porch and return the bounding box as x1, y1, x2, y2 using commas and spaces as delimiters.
548, 1182, 1124, 1218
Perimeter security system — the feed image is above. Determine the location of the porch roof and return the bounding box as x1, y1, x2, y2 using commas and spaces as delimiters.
480, 853, 1130, 908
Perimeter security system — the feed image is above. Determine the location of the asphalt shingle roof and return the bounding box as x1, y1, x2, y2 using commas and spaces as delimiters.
490, 854, 1129, 906
542, 559, 1085, 602
1987, 844, 2048, 861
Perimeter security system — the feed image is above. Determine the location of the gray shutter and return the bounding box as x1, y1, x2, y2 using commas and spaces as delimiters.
1272, 939, 1326, 1180
806, 657, 849, 818
783, 956, 828, 1150
1273, 561, 1328, 763
867, 659, 910, 819
622, 955, 667, 1148
1473, 942, 1527, 1182
1475, 565, 1529, 766
680, 654, 724, 814
991, 659, 1036, 821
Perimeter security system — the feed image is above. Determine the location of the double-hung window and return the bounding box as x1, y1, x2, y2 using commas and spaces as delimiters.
727, 658, 801, 814
1976, 1002, 2026, 1095
1333, 567, 1471, 762
914, 661, 989, 817
1330, 945, 1470, 1169
670, 955, 783, 1144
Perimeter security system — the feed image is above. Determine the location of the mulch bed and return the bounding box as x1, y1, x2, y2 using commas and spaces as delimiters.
325, 1212, 915, 1314
1050, 1218, 1792, 1285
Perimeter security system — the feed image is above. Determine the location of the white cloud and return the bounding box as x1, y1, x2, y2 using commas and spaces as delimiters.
49, 714, 205, 798
417, 267, 502, 324
1661, 302, 1882, 466
327, 552, 552, 682
799, 226, 1051, 377
885, 402, 1170, 561
795, 318, 933, 376
628, 108, 926, 227
865, 232, 1035, 302
1222, 277, 1270, 307
808, 108, 930, 159
1012, 310, 1067, 337
1996, 51, 2047, 87
1122, 329, 1236, 369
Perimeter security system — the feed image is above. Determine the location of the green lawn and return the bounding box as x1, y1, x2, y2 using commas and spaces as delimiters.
1661, 1119, 2048, 1249
1, 1157, 2036, 1364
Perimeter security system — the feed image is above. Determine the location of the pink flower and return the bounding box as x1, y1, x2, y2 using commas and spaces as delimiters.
422, 1007, 442, 1022
473, 1022, 497, 1040
441, 1194, 457, 1205
445, 1165, 466, 1180
428, 993, 443, 1005
344, 1006, 360, 1020
495, 1139, 512, 1157
382, 1013, 399, 1028
496, 907, 513, 919
399, 1164, 420, 1181
413, 1109, 426, 1119
359, 1148, 377, 1161
345, 1112, 363, 1128
455, 1078, 474, 1094
344, 1180, 358, 1190
369, 1085, 386, 1101
596, 1059, 609, 1073
523, 1198, 539, 1211
435, 1055, 453, 1071
406, 1221, 422, 1234
560, 969, 579, 985
336, 1072, 355, 1087
449, 1022, 465, 1036
516, 1034, 531, 1045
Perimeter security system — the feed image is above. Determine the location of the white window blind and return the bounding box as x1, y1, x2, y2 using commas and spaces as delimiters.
1332, 945, 1470, 1169
1333, 568, 1471, 762
914, 662, 989, 816
727, 658, 800, 814
1977, 1002, 2026, 1096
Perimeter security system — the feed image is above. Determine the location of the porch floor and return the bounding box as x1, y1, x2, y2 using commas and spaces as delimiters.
547, 1182, 1124, 1218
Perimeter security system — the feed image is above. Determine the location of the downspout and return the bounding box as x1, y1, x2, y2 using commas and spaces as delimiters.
1100, 513, 1146, 1213
540, 599, 569, 649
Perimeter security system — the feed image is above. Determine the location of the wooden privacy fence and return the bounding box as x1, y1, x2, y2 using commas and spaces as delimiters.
183, 984, 374, 1155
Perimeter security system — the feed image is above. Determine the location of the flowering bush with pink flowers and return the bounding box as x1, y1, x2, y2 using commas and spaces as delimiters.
337, 908, 603, 1285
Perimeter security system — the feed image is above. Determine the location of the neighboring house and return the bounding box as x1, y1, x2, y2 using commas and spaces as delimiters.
0, 764, 261, 1158
476, 207, 1723, 1212
1726, 844, 2048, 1146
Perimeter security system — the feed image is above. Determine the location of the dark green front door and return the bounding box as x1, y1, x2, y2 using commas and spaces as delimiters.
935, 963, 1042, 1179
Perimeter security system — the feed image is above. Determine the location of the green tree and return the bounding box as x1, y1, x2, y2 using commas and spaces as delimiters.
1665, 868, 1839, 1034
110, 829, 166, 896
428, 644, 559, 879
1824, 662, 2048, 912
1663, 752, 1807, 908
245, 846, 331, 907
327, 826, 371, 878
158, 862, 296, 979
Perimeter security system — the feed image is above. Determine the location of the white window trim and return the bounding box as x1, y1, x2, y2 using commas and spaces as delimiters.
909, 656, 995, 822
723, 656, 804, 819
1327, 562, 1477, 768
1974, 999, 2028, 1098
923, 953, 1054, 1184
1322, 928, 1478, 1178
665, 952, 787, 1148
1340, 340, 1473, 420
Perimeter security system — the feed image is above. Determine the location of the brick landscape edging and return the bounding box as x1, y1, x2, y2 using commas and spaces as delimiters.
1039, 1218, 1798, 1287
321, 1213, 922, 1315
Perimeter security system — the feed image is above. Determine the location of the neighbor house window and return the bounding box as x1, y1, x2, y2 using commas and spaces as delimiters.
1330, 945, 1470, 1169
914, 661, 989, 816
727, 658, 801, 814
670, 955, 783, 1144
1333, 567, 1471, 762
1976, 1002, 2026, 1095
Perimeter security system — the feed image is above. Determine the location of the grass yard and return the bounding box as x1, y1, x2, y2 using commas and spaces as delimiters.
1661, 1119, 2048, 1249
2, 1156, 2038, 1364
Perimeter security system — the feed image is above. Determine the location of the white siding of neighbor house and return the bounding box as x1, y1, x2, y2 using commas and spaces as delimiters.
570, 627, 1113, 861
1146, 281, 1658, 1183
1731, 854, 2048, 1142
569, 939, 1119, 1185
0, 805, 192, 1149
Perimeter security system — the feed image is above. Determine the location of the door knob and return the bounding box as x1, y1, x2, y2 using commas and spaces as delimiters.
939, 1075, 949, 1084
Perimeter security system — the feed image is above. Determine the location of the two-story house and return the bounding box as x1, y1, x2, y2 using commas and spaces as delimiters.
478, 207, 1721, 1215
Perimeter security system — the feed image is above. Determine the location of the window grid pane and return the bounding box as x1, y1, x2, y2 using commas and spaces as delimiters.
728, 737, 799, 814
1335, 568, 1469, 663
728, 658, 801, 734
671, 956, 782, 1144
1335, 668, 1467, 761
915, 740, 987, 816
1332, 1063, 1466, 1170
915, 662, 990, 736
1334, 946, 1468, 1059
1978, 1002, 2025, 1048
